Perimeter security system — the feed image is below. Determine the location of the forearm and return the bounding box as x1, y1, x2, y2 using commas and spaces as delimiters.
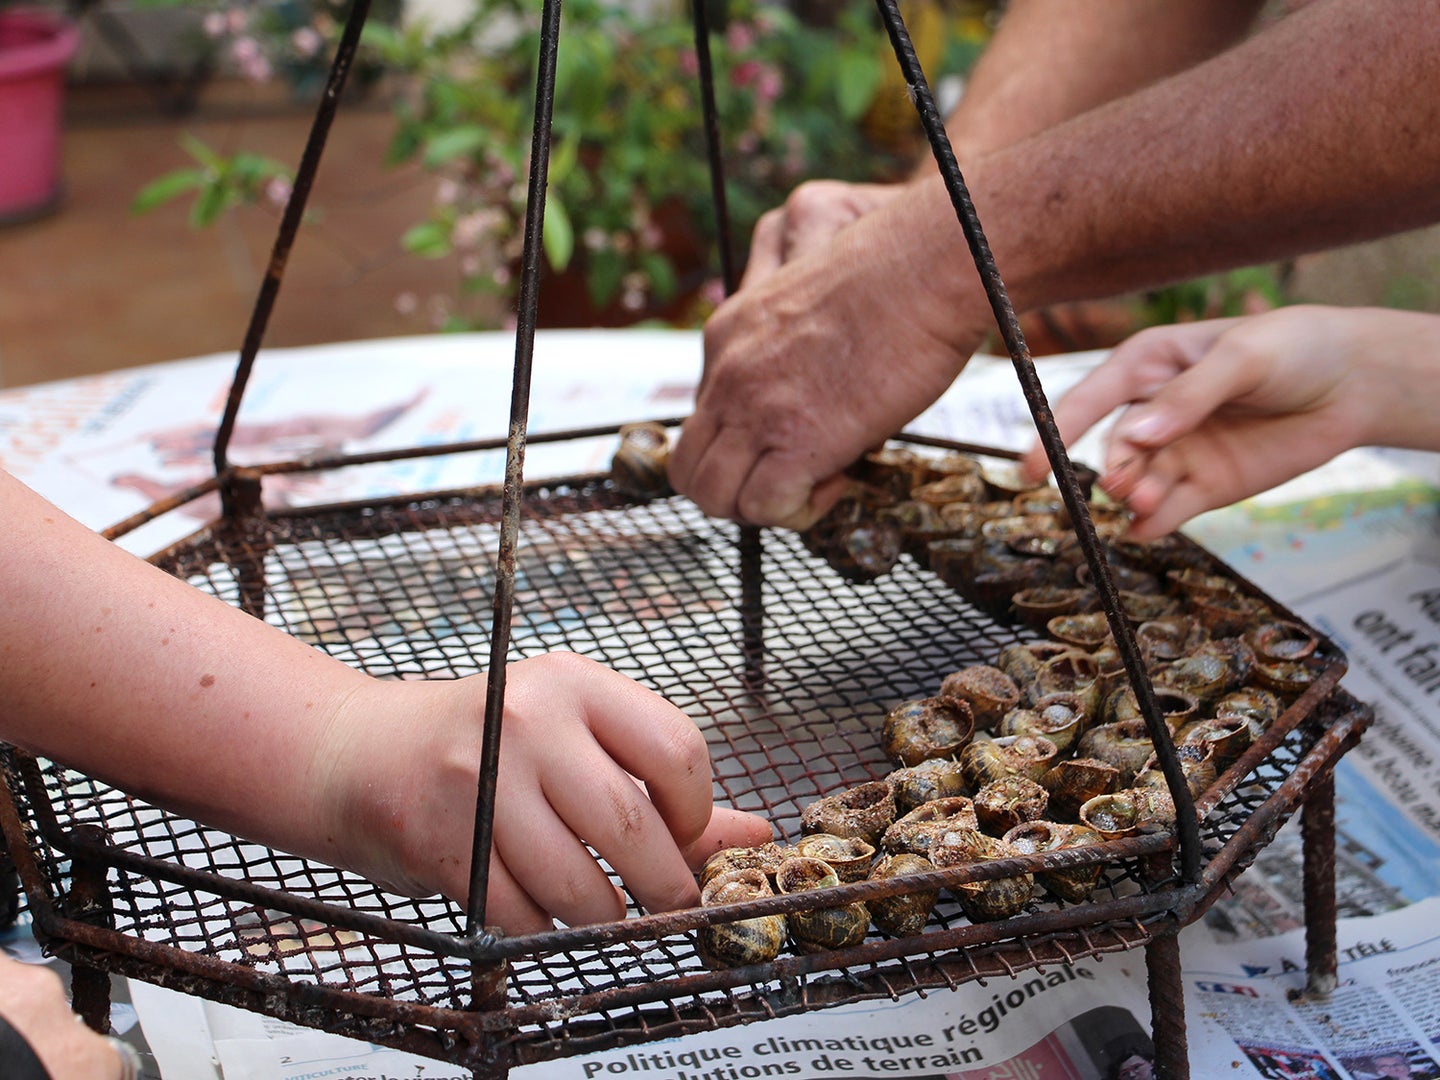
933, 0, 1265, 166
926, 0, 1440, 316
1, 469, 360, 861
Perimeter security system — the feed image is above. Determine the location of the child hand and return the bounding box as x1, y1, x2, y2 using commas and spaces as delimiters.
327, 652, 774, 934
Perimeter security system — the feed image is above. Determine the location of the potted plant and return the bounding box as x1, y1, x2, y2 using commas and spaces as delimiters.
0, 2, 79, 223
136, 0, 991, 330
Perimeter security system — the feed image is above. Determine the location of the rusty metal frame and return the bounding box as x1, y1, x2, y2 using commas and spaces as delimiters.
0, 1, 1373, 1077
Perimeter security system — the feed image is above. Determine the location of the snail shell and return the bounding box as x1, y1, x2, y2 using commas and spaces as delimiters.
609, 422, 673, 500
912, 471, 987, 507
931, 828, 1033, 922
775, 856, 869, 953
880, 796, 979, 857
959, 734, 1059, 789
1046, 611, 1114, 652
996, 641, 1080, 691
1076, 720, 1154, 785
793, 833, 876, 883
1165, 567, 1242, 603
1189, 590, 1271, 638
1039, 757, 1122, 821
1003, 820, 1105, 903
696, 869, 787, 969
1156, 639, 1252, 705
699, 842, 790, 889
1102, 685, 1200, 733
882, 695, 975, 767
1214, 687, 1283, 737
867, 853, 939, 938
1134, 740, 1217, 799
1079, 787, 1176, 841
886, 758, 970, 816
1118, 589, 1182, 623
1135, 616, 1207, 665
937, 664, 1021, 733
972, 775, 1049, 836
800, 781, 897, 847
1001, 691, 1086, 756
1027, 651, 1106, 721
1177, 715, 1254, 767
1244, 619, 1320, 662
1250, 657, 1320, 697
1011, 585, 1090, 630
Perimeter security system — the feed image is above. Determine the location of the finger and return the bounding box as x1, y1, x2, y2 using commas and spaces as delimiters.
680, 420, 770, 522
444, 841, 555, 936
741, 208, 786, 289
681, 806, 776, 870
735, 448, 847, 529
667, 409, 716, 503
1107, 333, 1271, 450
494, 760, 634, 928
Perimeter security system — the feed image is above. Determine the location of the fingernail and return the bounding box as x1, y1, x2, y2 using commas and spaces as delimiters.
1117, 411, 1166, 444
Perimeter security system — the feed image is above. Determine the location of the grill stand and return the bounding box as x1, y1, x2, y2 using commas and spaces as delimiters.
0, 1, 1370, 1077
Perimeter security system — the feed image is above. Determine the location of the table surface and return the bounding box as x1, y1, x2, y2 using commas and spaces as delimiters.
4, 330, 1439, 1080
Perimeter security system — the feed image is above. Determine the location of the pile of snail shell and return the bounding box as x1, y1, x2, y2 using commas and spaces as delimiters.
696, 445, 1329, 970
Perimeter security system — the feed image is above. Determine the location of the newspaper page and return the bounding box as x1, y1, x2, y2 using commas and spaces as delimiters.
5, 334, 1439, 1078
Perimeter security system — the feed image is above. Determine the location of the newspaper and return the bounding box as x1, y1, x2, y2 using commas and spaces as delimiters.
3, 331, 1439, 1078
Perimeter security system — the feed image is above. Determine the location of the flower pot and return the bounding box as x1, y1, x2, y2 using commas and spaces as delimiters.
0, 7, 80, 223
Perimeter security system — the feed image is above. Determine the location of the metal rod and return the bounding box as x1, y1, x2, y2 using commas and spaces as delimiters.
690, 0, 738, 296
1302, 768, 1339, 996
210, 0, 373, 493
466, 0, 564, 937
871, 0, 1202, 883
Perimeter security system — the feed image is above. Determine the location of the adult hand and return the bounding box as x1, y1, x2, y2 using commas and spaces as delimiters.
1020, 306, 1413, 538
0, 954, 129, 1079
329, 652, 773, 935
671, 180, 989, 529
740, 180, 902, 288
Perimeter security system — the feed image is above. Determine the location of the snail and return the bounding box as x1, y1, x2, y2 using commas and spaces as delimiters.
800, 781, 896, 847
775, 857, 869, 954
881, 695, 975, 767
695, 869, 787, 970
885, 758, 970, 816
972, 775, 1049, 836
931, 828, 1033, 922
1003, 820, 1105, 903
880, 796, 979, 857
937, 664, 1021, 733
609, 422, 672, 500
867, 853, 939, 938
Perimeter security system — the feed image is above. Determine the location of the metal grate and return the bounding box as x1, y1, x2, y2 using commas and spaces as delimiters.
2, 457, 1366, 1070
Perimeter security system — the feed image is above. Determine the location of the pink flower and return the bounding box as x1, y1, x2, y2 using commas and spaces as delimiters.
202, 11, 227, 38
725, 22, 754, 53
290, 26, 323, 58
264, 176, 292, 208
730, 59, 761, 89
756, 64, 783, 104
394, 292, 419, 316
678, 48, 698, 77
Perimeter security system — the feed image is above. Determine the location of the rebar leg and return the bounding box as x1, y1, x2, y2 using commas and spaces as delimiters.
65, 826, 114, 1033
738, 524, 766, 694
1145, 929, 1190, 1080
1301, 768, 1339, 996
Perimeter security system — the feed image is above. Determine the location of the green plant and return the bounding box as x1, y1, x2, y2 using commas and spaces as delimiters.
135, 0, 990, 329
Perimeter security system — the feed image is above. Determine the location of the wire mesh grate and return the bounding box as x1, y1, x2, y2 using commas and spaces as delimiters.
3, 458, 1364, 1068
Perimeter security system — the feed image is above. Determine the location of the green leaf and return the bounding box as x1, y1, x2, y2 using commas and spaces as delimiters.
189, 183, 230, 229
180, 133, 225, 172
422, 125, 489, 168
543, 196, 574, 271
586, 249, 625, 308
130, 169, 207, 215
402, 221, 453, 258
834, 48, 883, 122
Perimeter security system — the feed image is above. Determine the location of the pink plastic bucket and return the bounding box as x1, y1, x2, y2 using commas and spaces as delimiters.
0, 7, 80, 222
